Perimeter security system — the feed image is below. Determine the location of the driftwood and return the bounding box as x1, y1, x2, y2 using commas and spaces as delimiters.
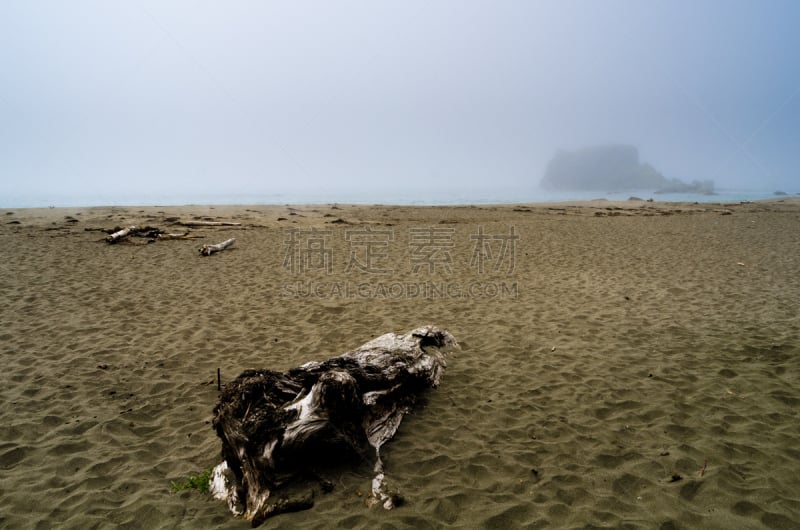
210, 326, 457, 525
199, 238, 236, 256
104, 226, 166, 243
103, 225, 205, 244
178, 221, 242, 227
105, 225, 137, 243
157, 231, 201, 240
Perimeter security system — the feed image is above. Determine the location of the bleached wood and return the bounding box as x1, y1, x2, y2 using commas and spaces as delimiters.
157, 232, 200, 240
199, 237, 236, 256
178, 221, 242, 227
211, 325, 458, 523
105, 225, 136, 243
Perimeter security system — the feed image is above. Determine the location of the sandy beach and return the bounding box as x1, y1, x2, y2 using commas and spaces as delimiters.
1, 198, 799, 529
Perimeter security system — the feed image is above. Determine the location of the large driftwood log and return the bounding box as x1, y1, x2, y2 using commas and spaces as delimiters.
199, 238, 236, 256
210, 325, 458, 525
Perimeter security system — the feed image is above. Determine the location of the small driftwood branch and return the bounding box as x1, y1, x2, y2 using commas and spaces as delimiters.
106, 226, 136, 243
200, 238, 236, 256
178, 221, 242, 227
157, 232, 201, 240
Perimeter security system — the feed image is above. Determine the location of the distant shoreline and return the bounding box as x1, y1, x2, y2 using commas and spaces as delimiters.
3, 197, 799, 234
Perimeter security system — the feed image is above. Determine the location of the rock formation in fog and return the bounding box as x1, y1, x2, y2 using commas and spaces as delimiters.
540, 145, 714, 195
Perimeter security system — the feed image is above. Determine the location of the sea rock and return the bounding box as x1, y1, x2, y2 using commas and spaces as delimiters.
540, 144, 714, 195
540, 145, 666, 191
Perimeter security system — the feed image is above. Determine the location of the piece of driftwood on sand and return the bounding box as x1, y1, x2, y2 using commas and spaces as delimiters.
210, 325, 458, 526
157, 231, 201, 240
178, 221, 242, 227
105, 225, 137, 243
103, 225, 200, 244
104, 226, 166, 243
199, 238, 236, 256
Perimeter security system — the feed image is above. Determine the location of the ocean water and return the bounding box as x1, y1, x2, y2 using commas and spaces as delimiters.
1, 187, 794, 209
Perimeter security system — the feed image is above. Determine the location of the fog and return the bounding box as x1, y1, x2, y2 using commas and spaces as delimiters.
1, 1, 798, 204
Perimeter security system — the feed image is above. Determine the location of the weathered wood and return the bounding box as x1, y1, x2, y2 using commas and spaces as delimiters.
200, 238, 236, 256
210, 326, 457, 524
104, 226, 168, 243
178, 221, 242, 227
157, 231, 201, 240
105, 225, 136, 243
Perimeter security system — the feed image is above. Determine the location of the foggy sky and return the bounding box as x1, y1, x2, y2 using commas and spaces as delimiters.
2, 1, 799, 203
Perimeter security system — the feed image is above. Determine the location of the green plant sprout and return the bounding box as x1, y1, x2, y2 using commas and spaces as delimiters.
171, 467, 213, 494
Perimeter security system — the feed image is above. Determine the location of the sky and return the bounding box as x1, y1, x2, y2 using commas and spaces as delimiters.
1, 0, 799, 204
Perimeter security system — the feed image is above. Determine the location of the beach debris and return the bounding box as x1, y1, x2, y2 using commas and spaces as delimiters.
157, 231, 201, 240
106, 225, 138, 243
102, 225, 200, 244
210, 325, 457, 525
199, 238, 236, 256
699, 458, 708, 477
669, 474, 683, 483
177, 220, 242, 227
104, 226, 167, 243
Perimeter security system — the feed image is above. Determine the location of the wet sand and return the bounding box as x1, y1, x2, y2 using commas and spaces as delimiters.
1, 198, 799, 529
